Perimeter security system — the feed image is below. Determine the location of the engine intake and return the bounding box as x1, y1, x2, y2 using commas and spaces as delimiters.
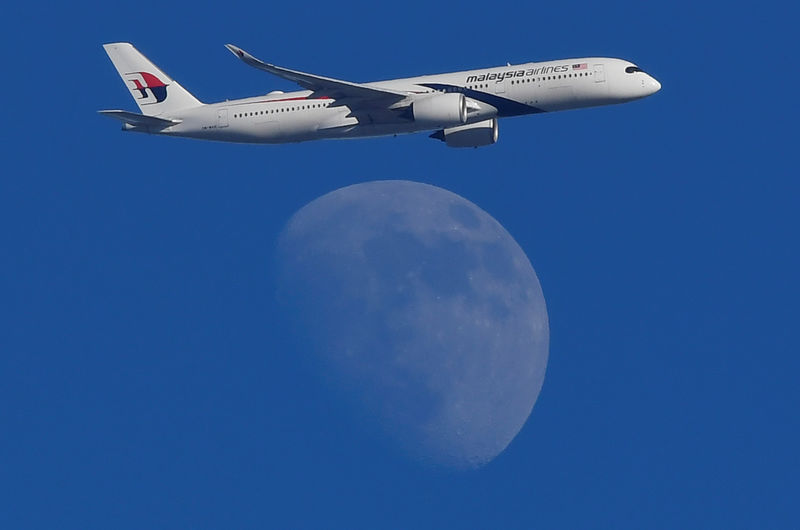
430, 118, 499, 148
410, 93, 467, 128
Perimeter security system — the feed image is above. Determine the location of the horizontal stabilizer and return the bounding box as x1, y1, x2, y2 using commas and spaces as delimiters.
98, 110, 180, 128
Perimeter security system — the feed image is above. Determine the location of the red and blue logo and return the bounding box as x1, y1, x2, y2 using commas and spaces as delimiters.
124, 72, 168, 105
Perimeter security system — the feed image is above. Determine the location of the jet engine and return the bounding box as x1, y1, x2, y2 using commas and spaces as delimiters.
429, 118, 499, 148
410, 93, 468, 128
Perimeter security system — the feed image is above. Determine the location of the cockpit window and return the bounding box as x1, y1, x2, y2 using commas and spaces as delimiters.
625, 66, 643, 74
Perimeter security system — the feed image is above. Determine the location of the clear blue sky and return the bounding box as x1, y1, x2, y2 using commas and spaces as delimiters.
1, 1, 798, 528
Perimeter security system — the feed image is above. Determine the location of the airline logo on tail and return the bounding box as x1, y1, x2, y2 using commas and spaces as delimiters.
124, 72, 168, 105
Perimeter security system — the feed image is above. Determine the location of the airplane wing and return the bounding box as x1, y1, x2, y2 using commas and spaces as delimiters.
225, 44, 409, 104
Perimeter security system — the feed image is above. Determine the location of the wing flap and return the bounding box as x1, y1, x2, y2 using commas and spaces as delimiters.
225, 44, 408, 103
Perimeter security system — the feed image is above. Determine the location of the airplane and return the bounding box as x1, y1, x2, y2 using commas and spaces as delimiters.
100, 42, 661, 148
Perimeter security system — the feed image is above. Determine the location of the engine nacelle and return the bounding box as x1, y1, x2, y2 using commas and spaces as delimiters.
430, 118, 499, 148
411, 93, 467, 128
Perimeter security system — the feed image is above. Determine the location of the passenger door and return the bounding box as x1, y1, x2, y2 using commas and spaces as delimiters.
593, 64, 606, 83
217, 108, 229, 128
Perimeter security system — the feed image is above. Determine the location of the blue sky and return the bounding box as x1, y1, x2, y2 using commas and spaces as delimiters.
1, 1, 798, 528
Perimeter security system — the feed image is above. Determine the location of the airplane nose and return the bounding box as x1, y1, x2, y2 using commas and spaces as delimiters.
645, 75, 661, 95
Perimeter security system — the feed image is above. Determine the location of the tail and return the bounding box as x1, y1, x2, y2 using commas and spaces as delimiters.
103, 42, 202, 116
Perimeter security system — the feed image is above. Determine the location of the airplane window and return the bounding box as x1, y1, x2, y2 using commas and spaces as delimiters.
625, 66, 643, 73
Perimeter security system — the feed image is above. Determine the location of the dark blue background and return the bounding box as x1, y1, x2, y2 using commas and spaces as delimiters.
1, 1, 797, 527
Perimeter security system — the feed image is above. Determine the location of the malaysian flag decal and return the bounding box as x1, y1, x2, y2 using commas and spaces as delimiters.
572, 63, 588, 70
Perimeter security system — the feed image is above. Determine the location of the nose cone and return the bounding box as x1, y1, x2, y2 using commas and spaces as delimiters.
644, 75, 661, 96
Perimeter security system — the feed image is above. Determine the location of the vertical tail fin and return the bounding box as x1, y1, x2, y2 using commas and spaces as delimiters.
103, 42, 202, 116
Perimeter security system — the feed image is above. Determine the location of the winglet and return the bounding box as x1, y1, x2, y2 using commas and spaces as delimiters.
225, 44, 259, 67
225, 44, 245, 58
225, 44, 281, 72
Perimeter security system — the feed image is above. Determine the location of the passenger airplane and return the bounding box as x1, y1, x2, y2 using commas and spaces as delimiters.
100, 42, 660, 148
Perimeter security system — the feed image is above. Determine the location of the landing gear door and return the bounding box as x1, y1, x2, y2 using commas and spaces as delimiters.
217, 108, 229, 128
593, 64, 606, 83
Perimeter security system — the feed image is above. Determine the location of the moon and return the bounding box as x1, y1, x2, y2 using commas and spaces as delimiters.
276, 180, 549, 469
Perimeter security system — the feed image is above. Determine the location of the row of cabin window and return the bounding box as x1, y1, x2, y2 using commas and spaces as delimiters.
466, 71, 594, 89
510, 71, 593, 85
233, 102, 329, 119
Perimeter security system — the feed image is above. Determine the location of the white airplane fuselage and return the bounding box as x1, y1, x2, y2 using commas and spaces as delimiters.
102, 44, 661, 147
